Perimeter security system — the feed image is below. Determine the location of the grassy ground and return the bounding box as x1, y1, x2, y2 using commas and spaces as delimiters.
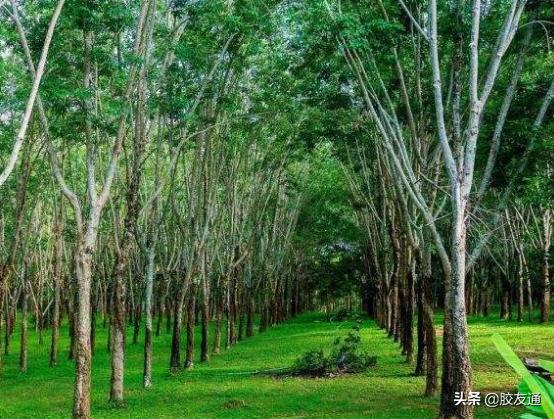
0, 311, 552, 418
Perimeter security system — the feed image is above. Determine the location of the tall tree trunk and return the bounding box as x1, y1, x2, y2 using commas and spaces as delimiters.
109, 256, 127, 403
423, 267, 437, 396
385, 284, 392, 332
389, 222, 400, 339
525, 260, 533, 322
4, 296, 11, 356
500, 273, 510, 320
516, 252, 524, 322
213, 286, 223, 354
166, 294, 172, 334
246, 291, 255, 338
540, 252, 550, 323
540, 209, 551, 323
439, 203, 471, 418
404, 258, 415, 363
227, 281, 236, 346
72, 239, 93, 419
414, 274, 426, 376
170, 293, 183, 372
185, 286, 196, 370
19, 276, 28, 373
238, 305, 245, 341
143, 238, 157, 388
68, 293, 76, 360
50, 207, 63, 366
155, 292, 163, 337
258, 295, 268, 334
200, 276, 210, 362
90, 292, 97, 356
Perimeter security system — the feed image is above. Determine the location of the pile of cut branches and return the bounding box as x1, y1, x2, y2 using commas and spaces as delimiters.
271, 321, 377, 378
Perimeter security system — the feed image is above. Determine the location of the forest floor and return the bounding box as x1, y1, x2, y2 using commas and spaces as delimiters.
0, 311, 552, 418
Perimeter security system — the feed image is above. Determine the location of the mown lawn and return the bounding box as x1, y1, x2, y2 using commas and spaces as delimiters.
0, 311, 552, 418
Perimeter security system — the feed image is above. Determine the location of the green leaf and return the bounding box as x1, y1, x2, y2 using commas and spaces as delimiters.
492, 334, 554, 419
539, 360, 554, 374
492, 334, 533, 377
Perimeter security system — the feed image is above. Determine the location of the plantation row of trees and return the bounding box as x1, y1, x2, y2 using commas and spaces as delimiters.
0, 1, 552, 419
0, 1, 325, 418
332, 1, 554, 419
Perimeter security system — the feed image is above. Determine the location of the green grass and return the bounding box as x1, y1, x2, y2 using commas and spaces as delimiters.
0, 311, 552, 418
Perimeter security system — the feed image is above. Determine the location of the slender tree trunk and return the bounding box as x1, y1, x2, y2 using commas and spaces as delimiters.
50, 198, 64, 366
258, 295, 267, 334
414, 274, 426, 376
155, 292, 163, 337
4, 296, 11, 356
516, 253, 524, 322
200, 277, 209, 362
500, 274, 510, 320
540, 210, 551, 323
540, 252, 550, 323
213, 286, 223, 354
389, 222, 400, 339
385, 285, 392, 332
404, 259, 415, 363
525, 260, 533, 322
238, 306, 245, 341
227, 282, 236, 346
423, 268, 437, 396
132, 302, 141, 345
68, 294, 76, 360
109, 259, 127, 403
19, 277, 28, 373
73, 239, 93, 419
166, 294, 172, 334
170, 293, 183, 372
483, 289, 490, 317
143, 240, 156, 388
246, 291, 255, 338
90, 293, 97, 356
185, 286, 196, 370
232, 278, 239, 344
